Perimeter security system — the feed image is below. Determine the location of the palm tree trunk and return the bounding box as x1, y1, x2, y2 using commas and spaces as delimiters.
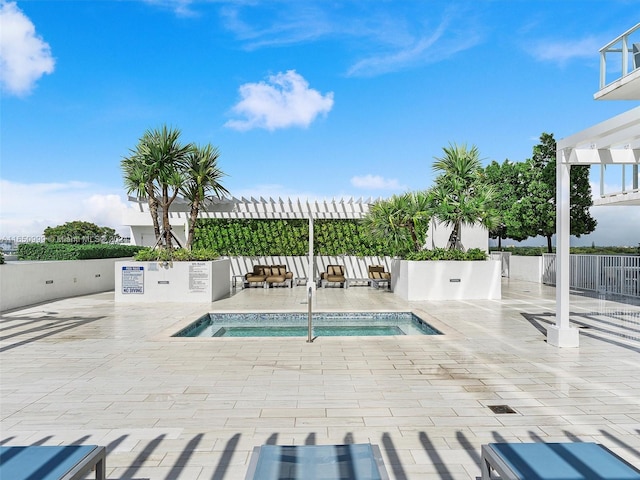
406, 221, 420, 252
161, 185, 172, 249
146, 183, 161, 245
186, 201, 200, 251
447, 222, 461, 250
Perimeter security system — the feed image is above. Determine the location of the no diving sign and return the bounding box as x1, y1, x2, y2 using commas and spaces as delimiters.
122, 266, 144, 294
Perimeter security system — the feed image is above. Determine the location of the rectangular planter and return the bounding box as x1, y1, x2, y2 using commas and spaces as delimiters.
391, 259, 501, 301
115, 259, 230, 303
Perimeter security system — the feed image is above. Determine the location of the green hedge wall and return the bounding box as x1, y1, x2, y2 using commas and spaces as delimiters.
193, 219, 391, 256
18, 243, 145, 260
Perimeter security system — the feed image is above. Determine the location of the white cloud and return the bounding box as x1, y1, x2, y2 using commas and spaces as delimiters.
351, 174, 404, 190
225, 70, 334, 131
526, 36, 602, 66
142, 0, 196, 17
0, 0, 55, 96
346, 15, 482, 77
0, 179, 130, 239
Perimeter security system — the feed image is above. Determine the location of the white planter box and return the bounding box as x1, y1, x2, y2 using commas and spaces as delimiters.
391, 259, 501, 301
115, 259, 230, 303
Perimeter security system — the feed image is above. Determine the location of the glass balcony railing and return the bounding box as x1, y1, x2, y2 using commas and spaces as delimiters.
598, 23, 640, 90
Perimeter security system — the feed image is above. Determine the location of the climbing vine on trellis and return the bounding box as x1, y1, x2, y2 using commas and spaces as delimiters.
193, 219, 392, 256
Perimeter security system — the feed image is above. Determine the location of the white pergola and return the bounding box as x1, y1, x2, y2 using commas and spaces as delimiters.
552, 106, 640, 347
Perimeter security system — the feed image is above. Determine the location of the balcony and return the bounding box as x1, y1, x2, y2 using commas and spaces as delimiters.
594, 23, 640, 100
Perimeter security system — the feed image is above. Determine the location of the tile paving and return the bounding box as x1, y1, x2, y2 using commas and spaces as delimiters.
1, 279, 640, 479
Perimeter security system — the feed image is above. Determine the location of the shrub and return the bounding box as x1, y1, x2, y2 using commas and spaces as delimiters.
133, 247, 219, 262
405, 248, 487, 261
17, 243, 145, 260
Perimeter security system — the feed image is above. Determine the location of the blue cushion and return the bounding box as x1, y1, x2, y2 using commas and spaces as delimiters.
489, 443, 640, 480
0, 445, 100, 480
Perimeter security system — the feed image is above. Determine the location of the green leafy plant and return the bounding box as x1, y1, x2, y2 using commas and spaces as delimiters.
17, 243, 144, 260
405, 248, 487, 261
133, 247, 218, 262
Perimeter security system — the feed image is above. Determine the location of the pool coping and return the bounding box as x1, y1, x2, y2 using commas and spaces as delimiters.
156, 307, 461, 342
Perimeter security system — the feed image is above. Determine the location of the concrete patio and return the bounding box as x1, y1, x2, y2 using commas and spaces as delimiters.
1, 279, 639, 479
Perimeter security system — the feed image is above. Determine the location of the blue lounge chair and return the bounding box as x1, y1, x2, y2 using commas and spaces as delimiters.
245, 443, 389, 480
0, 445, 106, 480
481, 442, 640, 480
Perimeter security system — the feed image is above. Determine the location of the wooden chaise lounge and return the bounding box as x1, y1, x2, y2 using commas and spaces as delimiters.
264, 265, 293, 288
244, 265, 268, 287
244, 265, 293, 288
368, 265, 391, 289
320, 265, 346, 288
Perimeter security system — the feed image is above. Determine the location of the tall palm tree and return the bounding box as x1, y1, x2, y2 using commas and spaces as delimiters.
180, 143, 230, 250
431, 143, 498, 250
362, 191, 432, 255
121, 125, 191, 249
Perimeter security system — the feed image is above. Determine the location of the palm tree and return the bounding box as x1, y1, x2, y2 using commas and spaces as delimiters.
122, 144, 161, 243
121, 125, 191, 249
430, 143, 498, 250
180, 143, 230, 250
362, 191, 432, 256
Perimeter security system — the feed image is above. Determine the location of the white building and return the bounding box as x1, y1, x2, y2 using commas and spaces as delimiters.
553, 23, 640, 347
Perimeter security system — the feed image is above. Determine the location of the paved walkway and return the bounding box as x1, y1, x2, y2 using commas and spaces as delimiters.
1, 280, 640, 479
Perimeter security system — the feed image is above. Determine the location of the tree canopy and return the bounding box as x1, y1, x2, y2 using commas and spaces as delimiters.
122, 125, 229, 251
430, 143, 498, 250
484, 133, 596, 252
44, 221, 120, 244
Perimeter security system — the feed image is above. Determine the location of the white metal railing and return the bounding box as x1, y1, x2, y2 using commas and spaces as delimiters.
543, 254, 640, 298
599, 23, 640, 90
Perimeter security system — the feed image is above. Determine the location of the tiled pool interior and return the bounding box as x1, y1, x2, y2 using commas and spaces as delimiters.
174, 312, 442, 337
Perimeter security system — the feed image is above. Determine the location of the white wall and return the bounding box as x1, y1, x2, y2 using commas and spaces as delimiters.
426, 221, 488, 252
0, 258, 124, 312
114, 259, 230, 303
508, 256, 543, 283
391, 259, 502, 300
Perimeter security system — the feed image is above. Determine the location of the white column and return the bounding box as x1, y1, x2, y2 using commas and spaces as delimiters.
307, 215, 316, 291
548, 149, 579, 347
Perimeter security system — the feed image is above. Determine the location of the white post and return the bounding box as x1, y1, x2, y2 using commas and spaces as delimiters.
548, 149, 579, 347
307, 214, 316, 291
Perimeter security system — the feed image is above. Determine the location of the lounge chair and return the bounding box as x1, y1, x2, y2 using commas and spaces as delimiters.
368, 265, 391, 289
265, 265, 293, 288
0, 444, 106, 480
244, 265, 268, 288
481, 442, 640, 479
320, 265, 346, 288
245, 443, 389, 479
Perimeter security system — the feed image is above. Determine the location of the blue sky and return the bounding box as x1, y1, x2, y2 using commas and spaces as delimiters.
1, 0, 639, 247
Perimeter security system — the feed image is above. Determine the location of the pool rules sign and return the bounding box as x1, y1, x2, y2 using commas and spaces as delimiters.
121, 266, 144, 294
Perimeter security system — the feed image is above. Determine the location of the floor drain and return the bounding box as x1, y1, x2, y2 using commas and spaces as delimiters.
488, 405, 517, 414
